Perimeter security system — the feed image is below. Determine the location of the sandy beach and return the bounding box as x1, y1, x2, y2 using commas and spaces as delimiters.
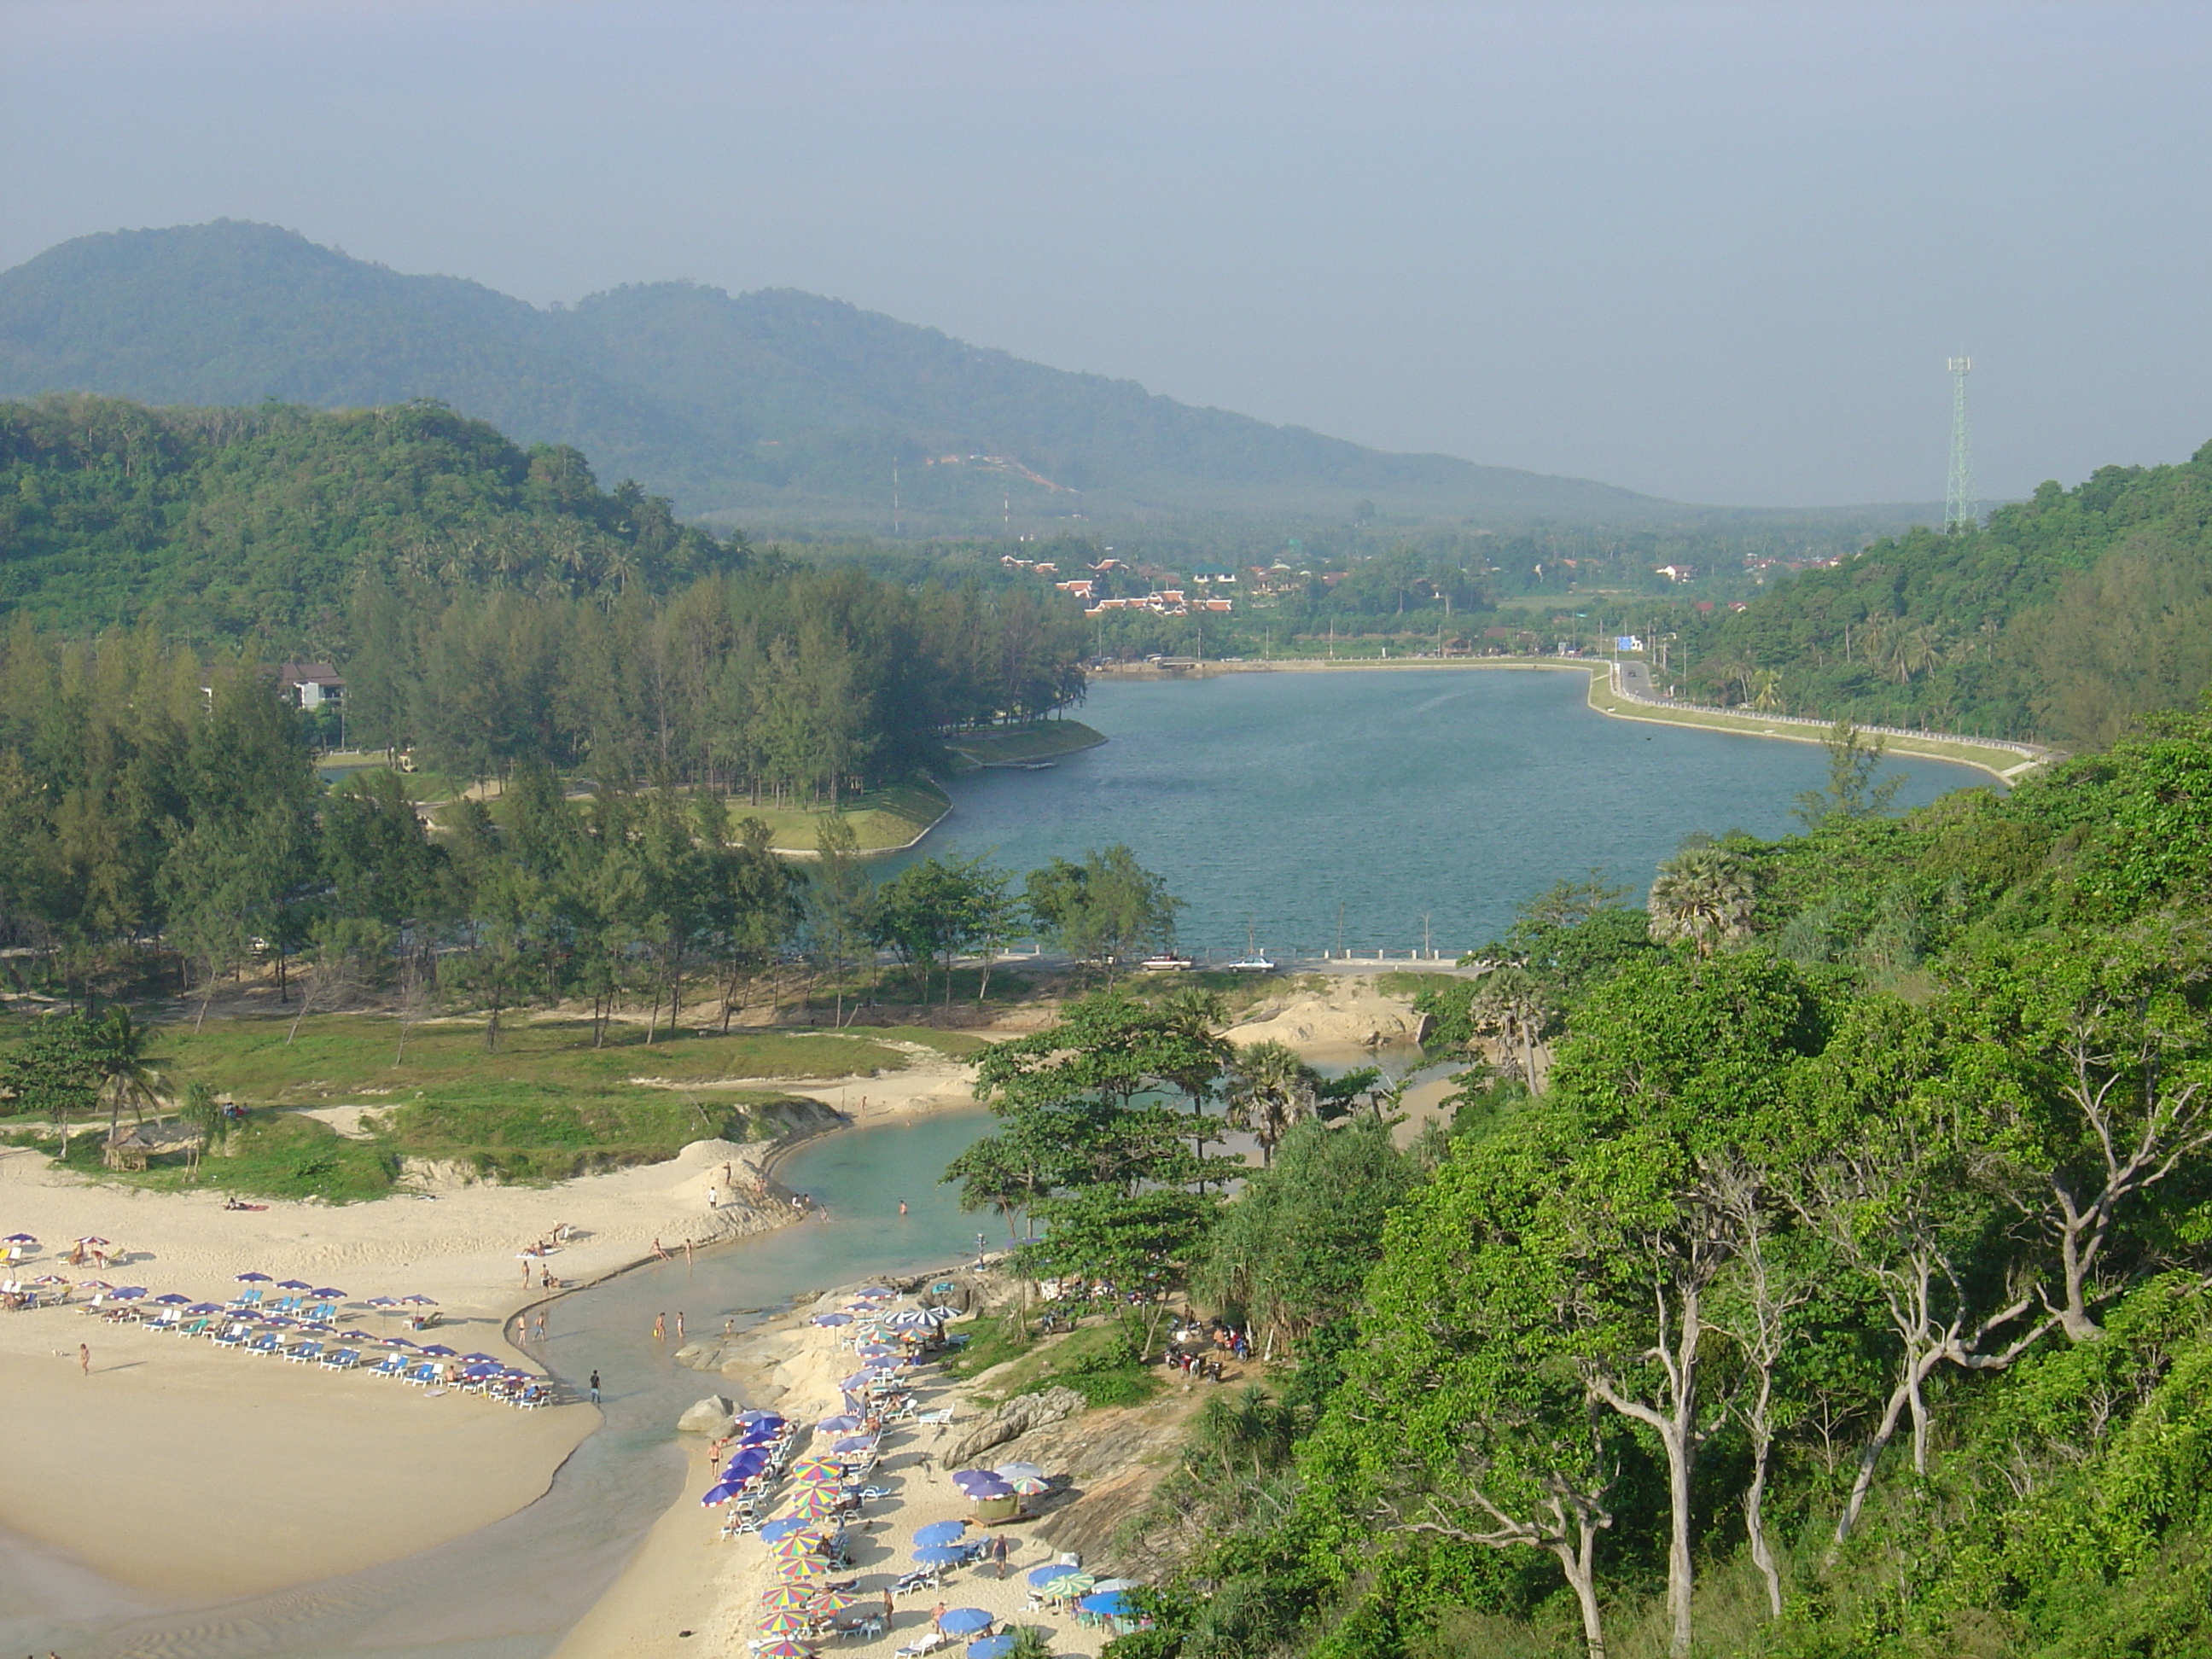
0, 1127, 800, 1604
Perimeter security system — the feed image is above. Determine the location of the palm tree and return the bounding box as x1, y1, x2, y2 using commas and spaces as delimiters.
91, 1008, 167, 1148
1224, 1039, 1320, 1166
1647, 846, 1755, 957
178, 1080, 226, 1175
1468, 965, 1553, 1092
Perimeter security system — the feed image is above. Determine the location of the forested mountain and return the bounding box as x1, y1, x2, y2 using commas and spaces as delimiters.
0, 221, 1656, 529
1685, 439, 2212, 745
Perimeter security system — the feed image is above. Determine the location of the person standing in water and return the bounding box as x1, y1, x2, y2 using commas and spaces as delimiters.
653, 1313, 667, 1342
899, 1199, 908, 1215
676, 1311, 686, 1340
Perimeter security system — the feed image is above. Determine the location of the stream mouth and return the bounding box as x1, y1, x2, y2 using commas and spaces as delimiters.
16, 1109, 995, 1659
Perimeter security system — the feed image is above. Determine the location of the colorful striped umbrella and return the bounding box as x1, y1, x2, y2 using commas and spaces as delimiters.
757, 1612, 814, 1637
756, 1644, 815, 1659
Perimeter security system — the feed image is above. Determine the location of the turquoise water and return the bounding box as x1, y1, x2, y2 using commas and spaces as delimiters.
911, 670, 1994, 957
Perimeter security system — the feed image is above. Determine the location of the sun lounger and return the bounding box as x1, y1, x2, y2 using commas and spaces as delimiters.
894, 1632, 952, 1657
287, 1341, 323, 1364
369, 1353, 408, 1377
212, 1324, 248, 1347
245, 1332, 282, 1355
891, 1568, 941, 1597
913, 1406, 953, 1425
320, 1348, 360, 1371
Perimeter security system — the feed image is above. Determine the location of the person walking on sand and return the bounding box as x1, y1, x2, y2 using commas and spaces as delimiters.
588, 1369, 601, 1404
653, 1313, 666, 1342
707, 1184, 719, 1210
79, 1342, 90, 1377
930, 1604, 947, 1636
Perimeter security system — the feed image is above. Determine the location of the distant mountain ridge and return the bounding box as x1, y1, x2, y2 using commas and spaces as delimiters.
0, 220, 1662, 530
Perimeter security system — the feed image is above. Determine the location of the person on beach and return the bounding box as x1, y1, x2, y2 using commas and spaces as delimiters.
79, 1342, 90, 1377
899, 1200, 908, 1215
652, 1237, 670, 1260
930, 1604, 947, 1635
588, 1369, 601, 1403
653, 1313, 666, 1342
522, 1260, 532, 1285
992, 1534, 1010, 1578
675, 1311, 686, 1340
882, 1589, 895, 1624
707, 1185, 719, 1210
723, 1317, 735, 1337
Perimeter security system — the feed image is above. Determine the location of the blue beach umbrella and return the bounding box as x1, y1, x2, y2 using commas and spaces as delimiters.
736, 1410, 786, 1428
235, 1272, 273, 1284
913, 1521, 968, 1547
938, 1609, 993, 1637
913, 1545, 969, 1566
185, 1302, 224, 1314
1027, 1564, 1078, 1587
701, 1481, 748, 1507
312, 1289, 348, 1300
154, 1292, 192, 1305
832, 1435, 876, 1453
756, 1518, 811, 1542
816, 1415, 863, 1433
853, 1285, 895, 1300
969, 1636, 1017, 1659
812, 1312, 853, 1327
721, 1450, 771, 1481
277, 1278, 314, 1290
111, 1286, 147, 1300
418, 1343, 457, 1357
1079, 1592, 1133, 1618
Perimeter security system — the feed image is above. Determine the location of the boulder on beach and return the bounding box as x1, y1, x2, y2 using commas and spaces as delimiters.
677, 1394, 735, 1434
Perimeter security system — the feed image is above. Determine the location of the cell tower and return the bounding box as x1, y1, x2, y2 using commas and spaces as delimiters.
1944, 355, 1978, 533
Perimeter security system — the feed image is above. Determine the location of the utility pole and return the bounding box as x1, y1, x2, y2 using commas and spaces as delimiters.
1944, 357, 1978, 533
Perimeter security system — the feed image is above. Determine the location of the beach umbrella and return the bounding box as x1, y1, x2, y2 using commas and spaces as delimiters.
938, 1609, 994, 1637
235, 1272, 272, 1284
721, 1449, 771, 1479
968, 1636, 1017, 1659
366, 1295, 399, 1307
853, 1285, 895, 1300
912, 1545, 969, 1567
701, 1482, 748, 1508
836, 1371, 879, 1392
417, 1343, 458, 1357
773, 1557, 831, 1582
914, 1521, 969, 1548
76, 1236, 112, 1247
960, 1476, 1015, 1502
154, 1292, 192, 1305
810, 1592, 864, 1614
402, 1294, 438, 1306
312, 1288, 347, 1300
811, 1312, 853, 1327
32, 1274, 68, 1286
881, 1309, 936, 1329
3, 1233, 38, 1244
277, 1278, 314, 1290
1038, 1571, 1093, 1598
760, 1587, 823, 1611
952, 1469, 1012, 1493
1091, 1579, 1142, 1593
461, 1352, 502, 1363
766, 1534, 825, 1558
754, 1644, 815, 1659
77, 1280, 114, 1291
186, 1301, 224, 1314
1078, 1592, 1133, 1618
791, 1467, 846, 1488
736, 1409, 786, 1427
755, 1518, 812, 1543
1001, 1476, 1051, 1496
1027, 1564, 1081, 1588
815, 1414, 863, 1433
994, 1462, 1046, 1482
110, 1286, 147, 1300
832, 1435, 878, 1455
758, 1610, 815, 1638
784, 1493, 843, 1523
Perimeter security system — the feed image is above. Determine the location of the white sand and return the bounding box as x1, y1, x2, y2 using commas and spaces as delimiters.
0, 1132, 797, 1603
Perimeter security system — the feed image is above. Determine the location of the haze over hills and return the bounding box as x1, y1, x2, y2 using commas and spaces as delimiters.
0, 221, 1686, 533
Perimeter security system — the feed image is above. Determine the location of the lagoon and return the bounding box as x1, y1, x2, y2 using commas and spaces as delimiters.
915, 669, 1994, 957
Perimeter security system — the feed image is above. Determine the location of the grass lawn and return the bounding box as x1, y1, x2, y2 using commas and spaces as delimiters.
948, 1309, 1161, 1408
943, 720, 1107, 768
736, 778, 951, 853
0, 1010, 983, 1199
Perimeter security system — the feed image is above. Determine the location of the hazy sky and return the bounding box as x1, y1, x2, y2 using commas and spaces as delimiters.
3, 1, 2207, 508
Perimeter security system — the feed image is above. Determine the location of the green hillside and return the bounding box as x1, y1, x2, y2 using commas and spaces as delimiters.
0, 393, 729, 637
1685, 441, 2212, 745
0, 221, 1659, 531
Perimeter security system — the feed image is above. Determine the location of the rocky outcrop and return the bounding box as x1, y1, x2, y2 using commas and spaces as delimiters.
677, 1394, 735, 1434
943, 1386, 1087, 1466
